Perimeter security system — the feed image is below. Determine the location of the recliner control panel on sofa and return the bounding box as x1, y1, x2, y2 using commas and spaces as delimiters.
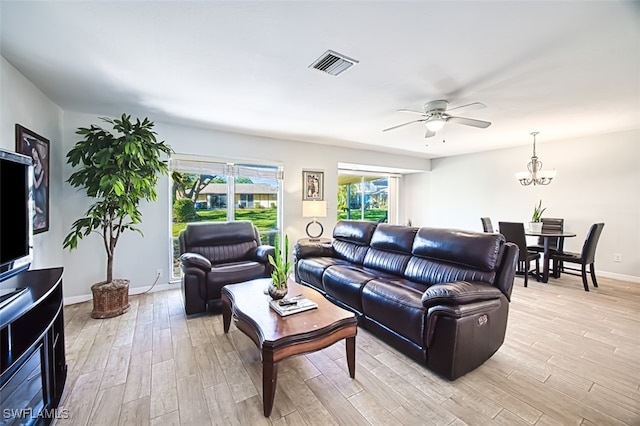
294, 220, 518, 380
179, 221, 274, 315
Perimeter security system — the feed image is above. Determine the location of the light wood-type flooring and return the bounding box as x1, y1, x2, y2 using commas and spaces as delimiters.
55, 274, 640, 425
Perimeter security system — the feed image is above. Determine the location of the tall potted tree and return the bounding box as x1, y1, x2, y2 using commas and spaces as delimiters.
63, 114, 172, 318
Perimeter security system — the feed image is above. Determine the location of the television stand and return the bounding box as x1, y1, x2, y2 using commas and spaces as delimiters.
0, 267, 66, 425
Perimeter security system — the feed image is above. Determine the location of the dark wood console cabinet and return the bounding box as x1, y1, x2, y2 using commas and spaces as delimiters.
0, 268, 66, 425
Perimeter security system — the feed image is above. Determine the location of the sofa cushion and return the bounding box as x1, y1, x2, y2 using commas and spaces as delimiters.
183, 220, 259, 246
404, 256, 497, 287
331, 220, 377, 264
363, 249, 412, 276
411, 228, 504, 272
323, 265, 379, 312
363, 224, 417, 275
333, 220, 377, 243
369, 224, 418, 253
207, 261, 267, 298
192, 241, 259, 264
420, 281, 505, 309
296, 257, 351, 292
332, 240, 370, 265
361, 278, 428, 346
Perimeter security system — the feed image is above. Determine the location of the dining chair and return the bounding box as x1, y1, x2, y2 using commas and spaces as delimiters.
498, 221, 540, 287
527, 217, 564, 251
527, 217, 564, 277
550, 223, 605, 292
480, 217, 494, 233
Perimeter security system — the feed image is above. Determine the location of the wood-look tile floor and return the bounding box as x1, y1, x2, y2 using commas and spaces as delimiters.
55, 275, 640, 426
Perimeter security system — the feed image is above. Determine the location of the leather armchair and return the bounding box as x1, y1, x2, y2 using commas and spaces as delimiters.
179, 221, 274, 314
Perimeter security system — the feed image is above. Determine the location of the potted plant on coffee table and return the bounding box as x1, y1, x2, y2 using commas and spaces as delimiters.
530, 199, 546, 233
267, 233, 291, 300
63, 114, 172, 318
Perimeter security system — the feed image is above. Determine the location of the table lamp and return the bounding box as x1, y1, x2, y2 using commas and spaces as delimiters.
302, 200, 327, 241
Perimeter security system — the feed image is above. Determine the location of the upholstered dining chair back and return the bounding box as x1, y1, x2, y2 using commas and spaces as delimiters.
581, 222, 605, 264
498, 222, 528, 257
499, 221, 540, 287
550, 223, 605, 291
538, 218, 564, 250
480, 217, 494, 233
527, 217, 564, 256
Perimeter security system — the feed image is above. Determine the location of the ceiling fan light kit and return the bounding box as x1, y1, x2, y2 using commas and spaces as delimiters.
424, 118, 446, 132
516, 132, 556, 186
383, 99, 491, 138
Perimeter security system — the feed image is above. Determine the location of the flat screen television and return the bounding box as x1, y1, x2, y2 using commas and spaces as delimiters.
0, 148, 34, 283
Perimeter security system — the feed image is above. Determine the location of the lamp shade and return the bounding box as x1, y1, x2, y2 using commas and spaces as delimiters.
302, 200, 327, 218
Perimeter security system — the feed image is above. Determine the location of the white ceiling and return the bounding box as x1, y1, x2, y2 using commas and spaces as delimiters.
1, 1, 639, 159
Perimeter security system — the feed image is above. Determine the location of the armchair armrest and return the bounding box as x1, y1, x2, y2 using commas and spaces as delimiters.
252, 245, 275, 263
293, 241, 335, 259
421, 281, 504, 309
180, 252, 212, 271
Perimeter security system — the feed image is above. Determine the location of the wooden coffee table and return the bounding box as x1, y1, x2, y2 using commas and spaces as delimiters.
222, 278, 357, 417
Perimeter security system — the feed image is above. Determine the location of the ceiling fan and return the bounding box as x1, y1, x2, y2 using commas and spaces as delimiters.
382, 100, 491, 138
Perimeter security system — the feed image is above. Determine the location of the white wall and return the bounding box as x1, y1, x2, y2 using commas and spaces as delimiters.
405, 129, 640, 281
0, 57, 64, 272
60, 112, 430, 300
4, 54, 636, 301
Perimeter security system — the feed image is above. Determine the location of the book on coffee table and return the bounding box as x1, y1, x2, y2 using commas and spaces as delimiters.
269, 295, 318, 316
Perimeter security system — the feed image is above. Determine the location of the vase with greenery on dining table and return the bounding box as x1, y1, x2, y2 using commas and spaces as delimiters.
529, 199, 546, 233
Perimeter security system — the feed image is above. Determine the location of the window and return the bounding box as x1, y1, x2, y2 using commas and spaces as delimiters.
170, 158, 283, 279
337, 171, 398, 224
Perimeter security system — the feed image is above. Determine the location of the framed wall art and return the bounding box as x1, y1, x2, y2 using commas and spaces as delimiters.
16, 124, 50, 234
302, 170, 324, 201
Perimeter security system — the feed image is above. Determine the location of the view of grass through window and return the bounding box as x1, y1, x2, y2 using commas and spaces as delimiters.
170, 161, 281, 278
337, 174, 389, 223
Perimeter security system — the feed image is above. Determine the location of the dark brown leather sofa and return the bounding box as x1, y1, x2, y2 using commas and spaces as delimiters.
294, 220, 518, 380
179, 221, 274, 315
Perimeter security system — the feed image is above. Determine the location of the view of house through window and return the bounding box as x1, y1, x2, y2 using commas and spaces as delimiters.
337, 171, 398, 223
170, 158, 282, 279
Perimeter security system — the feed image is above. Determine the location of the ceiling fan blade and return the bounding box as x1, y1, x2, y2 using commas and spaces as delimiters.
447, 116, 492, 128
424, 129, 436, 138
382, 119, 426, 132
446, 102, 487, 113
397, 109, 427, 115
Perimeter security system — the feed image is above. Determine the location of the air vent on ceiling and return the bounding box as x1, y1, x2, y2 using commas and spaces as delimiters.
309, 50, 358, 76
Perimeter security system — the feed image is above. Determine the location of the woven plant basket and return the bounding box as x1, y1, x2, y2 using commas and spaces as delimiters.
91, 279, 131, 319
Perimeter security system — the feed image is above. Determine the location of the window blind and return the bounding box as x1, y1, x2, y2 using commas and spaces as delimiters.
170, 158, 283, 180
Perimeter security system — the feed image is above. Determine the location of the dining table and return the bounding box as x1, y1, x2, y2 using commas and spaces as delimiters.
525, 230, 576, 283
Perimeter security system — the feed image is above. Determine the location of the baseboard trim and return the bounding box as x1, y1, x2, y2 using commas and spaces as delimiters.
598, 270, 640, 284
63, 271, 637, 306
64, 281, 180, 306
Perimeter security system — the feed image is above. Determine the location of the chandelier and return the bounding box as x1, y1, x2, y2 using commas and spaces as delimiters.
516, 132, 556, 186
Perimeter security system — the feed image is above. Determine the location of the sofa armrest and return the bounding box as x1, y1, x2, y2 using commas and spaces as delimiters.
180, 252, 212, 271
421, 281, 504, 309
253, 245, 275, 263
424, 298, 503, 349
293, 241, 334, 259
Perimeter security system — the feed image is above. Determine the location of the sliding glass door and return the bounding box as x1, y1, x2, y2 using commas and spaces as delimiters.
337, 171, 398, 224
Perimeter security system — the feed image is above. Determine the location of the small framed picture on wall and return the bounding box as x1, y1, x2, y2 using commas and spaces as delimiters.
302, 170, 324, 201
16, 124, 50, 234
